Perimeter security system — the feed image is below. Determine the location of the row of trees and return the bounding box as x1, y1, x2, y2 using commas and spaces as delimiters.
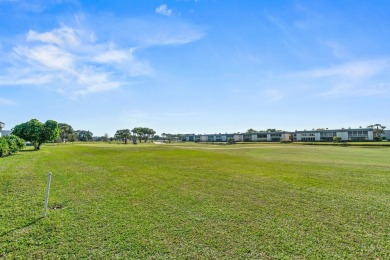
58, 123, 94, 142
246, 128, 283, 133
114, 127, 156, 144
0, 135, 25, 157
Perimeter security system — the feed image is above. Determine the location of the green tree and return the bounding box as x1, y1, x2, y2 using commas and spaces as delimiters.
12, 119, 59, 150
131, 127, 155, 143
42, 120, 60, 143
246, 128, 257, 133
58, 123, 75, 142
76, 130, 93, 142
114, 129, 132, 144
67, 132, 79, 142
368, 124, 386, 141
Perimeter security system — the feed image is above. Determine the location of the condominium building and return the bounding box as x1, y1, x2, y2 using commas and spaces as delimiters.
293, 128, 373, 142
182, 128, 375, 142
383, 130, 390, 140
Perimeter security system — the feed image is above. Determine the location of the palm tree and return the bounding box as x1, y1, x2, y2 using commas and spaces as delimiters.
368, 124, 386, 141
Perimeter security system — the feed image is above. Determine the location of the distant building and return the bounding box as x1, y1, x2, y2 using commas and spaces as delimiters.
382, 130, 390, 140
0, 122, 4, 137
182, 128, 375, 142
1, 130, 11, 136
293, 128, 373, 142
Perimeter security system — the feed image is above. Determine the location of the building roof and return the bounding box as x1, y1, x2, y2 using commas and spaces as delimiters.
294, 128, 372, 133
183, 128, 373, 136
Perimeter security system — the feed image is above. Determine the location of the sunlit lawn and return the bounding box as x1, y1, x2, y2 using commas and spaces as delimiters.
1, 142, 389, 258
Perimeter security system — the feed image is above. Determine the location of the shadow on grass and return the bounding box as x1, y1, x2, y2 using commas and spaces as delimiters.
0, 217, 43, 237
20, 149, 37, 153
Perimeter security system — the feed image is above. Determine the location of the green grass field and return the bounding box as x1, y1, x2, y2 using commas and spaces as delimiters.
1, 143, 390, 258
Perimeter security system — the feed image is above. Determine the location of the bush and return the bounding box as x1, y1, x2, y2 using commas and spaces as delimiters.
7, 135, 25, 151
227, 137, 235, 144
0, 135, 25, 157
333, 136, 342, 142
0, 137, 10, 157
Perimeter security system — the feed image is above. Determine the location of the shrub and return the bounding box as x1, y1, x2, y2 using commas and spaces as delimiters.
7, 135, 25, 152
0, 137, 10, 157
0, 135, 25, 157
333, 136, 342, 142
227, 137, 235, 144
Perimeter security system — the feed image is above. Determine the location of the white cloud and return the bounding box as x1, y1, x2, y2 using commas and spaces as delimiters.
26, 27, 80, 47
14, 45, 75, 71
143, 26, 203, 46
296, 60, 388, 79
0, 97, 15, 105
155, 4, 172, 16
0, 26, 151, 96
0, 14, 204, 97
94, 49, 132, 63
288, 59, 390, 98
324, 40, 348, 59
264, 89, 283, 102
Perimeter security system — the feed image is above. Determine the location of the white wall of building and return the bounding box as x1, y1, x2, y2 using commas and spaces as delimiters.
234, 134, 242, 142
336, 131, 349, 141
368, 131, 374, 140
382, 130, 390, 140
281, 133, 290, 141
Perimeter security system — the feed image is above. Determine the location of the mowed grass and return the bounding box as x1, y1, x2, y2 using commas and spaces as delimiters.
1, 143, 390, 258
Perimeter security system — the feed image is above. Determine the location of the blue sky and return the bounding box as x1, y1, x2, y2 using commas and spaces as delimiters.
1, 0, 389, 136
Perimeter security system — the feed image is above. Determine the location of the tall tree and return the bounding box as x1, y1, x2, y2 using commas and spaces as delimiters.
12, 119, 60, 150
58, 123, 75, 142
42, 120, 60, 143
246, 128, 257, 133
76, 130, 93, 142
368, 124, 386, 141
114, 129, 132, 144
132, 127, 153, 143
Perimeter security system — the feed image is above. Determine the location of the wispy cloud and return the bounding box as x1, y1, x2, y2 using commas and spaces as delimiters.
323, 40, 349, 59
295, 59, 388, 79
264, 89, 283, 102
0, 97, 15, 105
155, 4, 172, 16
288, 59, 390, 98
142, 24, 204, 46
0, 25, 141, 96
0, 13, 204, 96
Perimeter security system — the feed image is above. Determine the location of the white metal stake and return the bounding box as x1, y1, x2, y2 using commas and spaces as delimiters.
43, 172, 52, 218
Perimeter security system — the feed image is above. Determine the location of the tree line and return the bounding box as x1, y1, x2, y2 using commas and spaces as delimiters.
8, 119, 158, 152
114, 127, 156, 144
5, 118, 387, 155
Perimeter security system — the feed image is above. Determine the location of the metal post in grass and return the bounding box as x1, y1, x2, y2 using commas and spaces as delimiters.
43, 172, 52, 218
